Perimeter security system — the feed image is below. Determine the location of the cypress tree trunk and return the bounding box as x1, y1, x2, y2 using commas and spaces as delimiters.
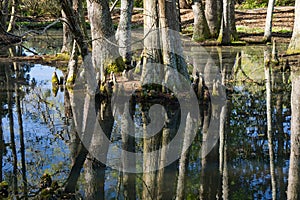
192, 0, 210, 42
287, 0, 300, 54
287, 70, 300, 200
205, 0, 222, 38
87, 0, 124, 83
117, 0, 134, 64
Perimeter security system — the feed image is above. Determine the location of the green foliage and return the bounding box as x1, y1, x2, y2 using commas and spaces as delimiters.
20, 0, 61, 17
239, 0, 295, 9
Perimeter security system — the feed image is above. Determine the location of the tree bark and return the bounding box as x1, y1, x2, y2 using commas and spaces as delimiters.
117, 0, 134, 64
218, 0, 236, 44
205, 0, 222, 38
263, 0, 276, 42
179, 0, 190, 8
61, 10, 73, 53
287, 0, 300, 54
87, 0, 124, 83
287, 70, 300, 200
192, 0, 210, 42
7, 0, 18, 32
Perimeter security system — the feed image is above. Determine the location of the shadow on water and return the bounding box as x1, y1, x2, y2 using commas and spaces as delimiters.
0, 41, 299, 199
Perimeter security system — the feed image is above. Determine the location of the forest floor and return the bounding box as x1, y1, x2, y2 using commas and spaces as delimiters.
112, 6, 295, 44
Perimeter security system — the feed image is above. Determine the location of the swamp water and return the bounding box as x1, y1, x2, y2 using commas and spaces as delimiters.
0, 33, 296, 200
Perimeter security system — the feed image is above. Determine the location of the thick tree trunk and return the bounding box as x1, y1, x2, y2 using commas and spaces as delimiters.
87, 0, 124, 83
141, 0, 162, 83
287, 70, 300, 200
205, 0, 222, 38
287, 0, 300, 54
192, 0, 210, 42
263, 0, 276, 42
158, 0, 189, 84
117, 0, 133, 64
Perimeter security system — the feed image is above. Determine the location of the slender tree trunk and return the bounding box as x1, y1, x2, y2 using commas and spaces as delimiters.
15, 79, 28, 199
117, 0, 133, 64
7, 0, 18, 32
287, 70, 300, 200
6, 65, 18, 198
263, 0, 276, 42
287, 0, 300, 54
61, 10, 73, 53
192, 0, 210, 42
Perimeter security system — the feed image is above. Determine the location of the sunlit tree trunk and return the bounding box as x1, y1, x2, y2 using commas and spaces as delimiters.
287, 70, 300, 200
218, 0, 236, 44
264, 46, 277, 200
192, 0, 210, 42
205, 0, 222, 38
263, 0, 276, 42
141, 0, 162, 83
7, 0, 18, 32
61, 10, 73, 53
87, 0, 124, 83
287, 0, 300, 54
117, 0, 133, 64
158, 0, 189, 83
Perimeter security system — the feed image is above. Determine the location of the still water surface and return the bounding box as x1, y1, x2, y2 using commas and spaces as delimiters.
0, 35, 295, 199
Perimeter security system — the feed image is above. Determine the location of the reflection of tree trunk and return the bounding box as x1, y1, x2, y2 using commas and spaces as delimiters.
6, 65, 19, 197
264, 47, 277, 200
142, 105, 159, 200
287, 71, 300, 200
176, 113, 197, 200
219, 101, 229, 200
273, 68, 286, 199
121, 102, 136, 199
157, 107, 179, 199
0, 116, 3, 182
84, 160, 105, 200
15, 82, 28, 199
